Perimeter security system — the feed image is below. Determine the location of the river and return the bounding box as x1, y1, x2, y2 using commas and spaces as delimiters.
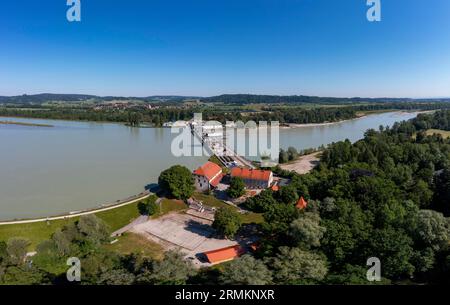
0, 111, 419, 220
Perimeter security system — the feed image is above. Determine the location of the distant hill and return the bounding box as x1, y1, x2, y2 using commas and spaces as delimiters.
200, 94, 425, 104
1, 93, 449, 105
0, 94, 200, 104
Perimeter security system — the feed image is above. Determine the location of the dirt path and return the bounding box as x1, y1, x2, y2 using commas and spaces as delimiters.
279, 152, 321, 174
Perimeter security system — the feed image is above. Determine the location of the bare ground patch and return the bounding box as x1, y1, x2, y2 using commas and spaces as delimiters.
279, 151, 321, 174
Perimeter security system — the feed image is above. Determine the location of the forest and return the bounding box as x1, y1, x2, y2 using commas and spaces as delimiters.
2, 101, 450, 127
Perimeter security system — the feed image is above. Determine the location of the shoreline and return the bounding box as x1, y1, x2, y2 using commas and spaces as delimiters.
284, 110, 429, 129
0, 109, 433, 130
0, 191, 151, 225
0, 120, 54, 128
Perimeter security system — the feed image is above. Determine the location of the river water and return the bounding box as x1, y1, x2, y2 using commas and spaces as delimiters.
0, 111, 419, 220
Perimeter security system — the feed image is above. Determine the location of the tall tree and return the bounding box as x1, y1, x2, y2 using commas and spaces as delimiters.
219, 255, 272, 285
212, 207, 242, 239
227, 177, 246, 199
271, 247, 328, 284
289, 212, 326, 249
158, 165, 195, 200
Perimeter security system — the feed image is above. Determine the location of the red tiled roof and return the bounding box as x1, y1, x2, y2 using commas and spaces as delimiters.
209, 173, 224, 187
230, 167, 272, 182
194, 161, 222, 182
296, 196, 308, 210
203, 245, 243, 264
271, 185, 280, 192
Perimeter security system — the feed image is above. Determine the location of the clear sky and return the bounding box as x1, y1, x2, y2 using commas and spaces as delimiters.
1, 0, 449, 98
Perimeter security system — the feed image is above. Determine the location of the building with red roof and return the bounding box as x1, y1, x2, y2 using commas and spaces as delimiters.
230, 167, 273, 189
296, 196, 308, 210
203, 245, 244, 265
193, 161, 223, 192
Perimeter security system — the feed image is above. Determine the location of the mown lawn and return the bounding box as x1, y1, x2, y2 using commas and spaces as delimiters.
105, 232, 164, 260
0, 202, 141, 250
192, 193, 264, 224
0, 219, 73, 250
240, 212, 264, 224
192, 192, 230, 209
152, 198, 188, 218
95, 202, 140, 232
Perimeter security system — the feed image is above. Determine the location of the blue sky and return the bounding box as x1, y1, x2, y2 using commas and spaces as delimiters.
1, 0, 449, 97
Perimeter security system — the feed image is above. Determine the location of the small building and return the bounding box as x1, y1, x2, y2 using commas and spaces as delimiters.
230, 167, 274, 189
203, 245, 244, 265
296, 196, 308, 210
193, 161, 223, 192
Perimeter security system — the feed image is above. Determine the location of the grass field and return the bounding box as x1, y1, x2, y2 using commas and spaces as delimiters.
0, 202, 141, 249
192, 193, 264, 224
105, 232, 164, 259
192, 192, 230, 209
152, 198, 188, 218
240, 212, 264, 224
425, 129, 450, 139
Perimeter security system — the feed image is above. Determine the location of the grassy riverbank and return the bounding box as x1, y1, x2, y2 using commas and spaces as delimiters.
0, 202, 141, 249
0, 120, 54, 127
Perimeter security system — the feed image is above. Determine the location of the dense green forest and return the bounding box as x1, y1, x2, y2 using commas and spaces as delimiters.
2, 102, 450, 126
1, 111, 449, 285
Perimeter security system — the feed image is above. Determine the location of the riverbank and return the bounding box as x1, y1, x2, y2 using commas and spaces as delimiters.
0, 120, 54, 127
0, 191, 150, 225
0, 199, 143, 249
284, 110, 429, 129
279, 151, 322, 174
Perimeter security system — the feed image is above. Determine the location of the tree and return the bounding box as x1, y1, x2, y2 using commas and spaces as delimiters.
138, 195, 158, 216
279, 149, 289, 164
98, 269, 136, 285
0, 266, 47, 285
263, 203, 298, 235
289, 213, 326, 249
227, 177, 246, 199
271, 247, 328, 284
367, 228, 415, 279
219, 255, 272, 285
137, 250, 196, 285
6, 238, 30, 265
326, 264, 390, 285
158, 165, 195, 200
415, 210, 450, 252
212, 207, 242, 238
33, 240, 68, 276
434, 167, 450, 216
127, 111, 143, 127
244, 189, 278, 213
77, 215, 110, 245
287, 147, 299, 161
277, 185, 299, 205
0, 241, 7, 264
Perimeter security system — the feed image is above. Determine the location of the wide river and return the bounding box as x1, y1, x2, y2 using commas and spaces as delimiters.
0, 111, 419, 220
